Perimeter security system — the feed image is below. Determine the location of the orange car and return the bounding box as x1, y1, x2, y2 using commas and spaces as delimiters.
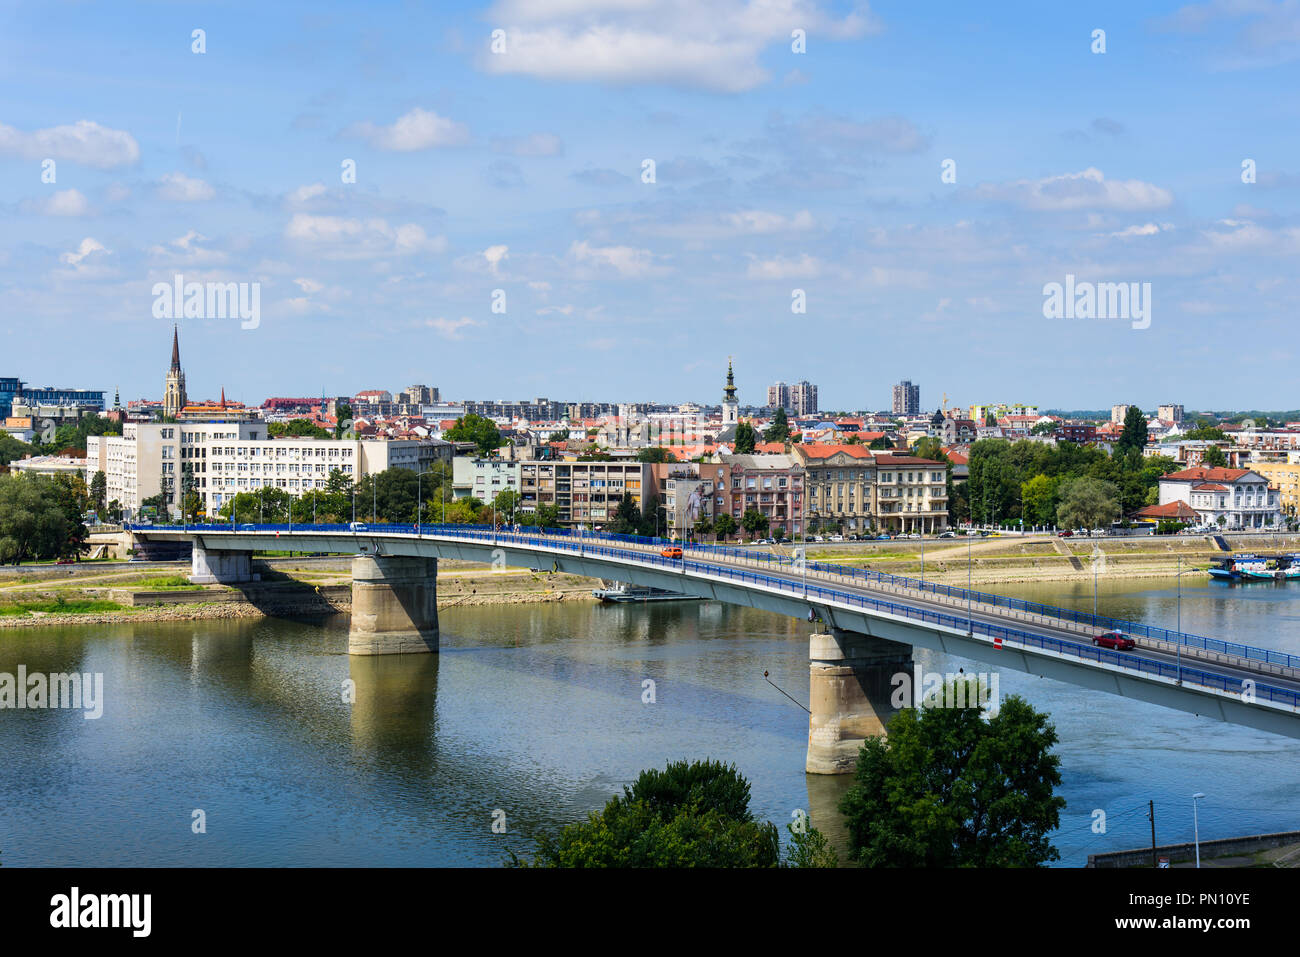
660, 546, 683, 559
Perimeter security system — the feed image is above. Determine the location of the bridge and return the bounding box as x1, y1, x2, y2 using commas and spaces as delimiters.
130, 522, 1300, 773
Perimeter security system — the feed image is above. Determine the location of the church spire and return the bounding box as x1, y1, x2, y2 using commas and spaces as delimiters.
170, 324, 181, 371
723, 357, 737, 403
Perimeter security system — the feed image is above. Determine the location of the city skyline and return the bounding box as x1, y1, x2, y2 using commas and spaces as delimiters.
5, 1, 1300, 407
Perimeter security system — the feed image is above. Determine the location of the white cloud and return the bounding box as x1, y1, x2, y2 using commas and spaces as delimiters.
157, 172, 215, 202
0, 119, 139, 168
490, 132, 564, 156
41, 188, 89, 216
60, 237, 106, 265
745, 253, 822, 279
1108, 222, 1165, 238
479, 0, 879, 92
347, 108, 470, 150
484, 244, 509, 275
974, 167, 1173, 212
423, 316, 480, 339
287, 183, 328, 205
294, 278, 324, 293
568, 240, 663, 277
285, 214, 447, 258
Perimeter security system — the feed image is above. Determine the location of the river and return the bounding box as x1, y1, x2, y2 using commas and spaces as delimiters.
2, 575, 1298, 866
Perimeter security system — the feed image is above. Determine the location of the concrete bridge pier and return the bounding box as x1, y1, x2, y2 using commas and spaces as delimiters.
348, 555, 439, 656
807, 629, 912, 775
189, 543, 253, 584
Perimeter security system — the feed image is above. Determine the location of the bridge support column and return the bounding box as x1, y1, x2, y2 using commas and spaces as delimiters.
189, 543, 253, 584
807, 629, 912, 775
348, 556, 439, 656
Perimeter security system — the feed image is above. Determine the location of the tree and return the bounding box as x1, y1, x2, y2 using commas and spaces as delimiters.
546, 429, 570, 443
1030, 420, 1058, 436
492, 488, 520, 522
445, 413, 502, 457
636, 446, 672, 463
89, 470, 107, 515
985, 412, 997, 427
333, 402, 353, 439
839, 691, 1065, 867
763, 407, 790, 444
1202, 445, 1228, 469
0, 433, 34, 467
869, 436, 893, 450
0, 473, 88, 563
268, 419, 332, 440
712, 513, 737, 542
741, 508, 769, 538
733, 421, 756, 454
1116, 406, 1149, 455
911, 437, 950, 464
1183, 421, 1228, 441
610, 492, 642, 534
1056, 476, 1120, 532
514, 759, 833, 868
1020, 474, 1061, 526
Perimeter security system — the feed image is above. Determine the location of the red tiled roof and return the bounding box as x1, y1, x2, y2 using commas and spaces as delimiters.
1165, 467, 1250, 482
875, 455, 946, 466
1192, 482, 1229, 491
1133, 501, 1199, 519
797, 444, 875, 460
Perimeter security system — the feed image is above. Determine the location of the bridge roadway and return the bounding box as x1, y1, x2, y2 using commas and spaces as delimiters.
133, 523, 1300, 750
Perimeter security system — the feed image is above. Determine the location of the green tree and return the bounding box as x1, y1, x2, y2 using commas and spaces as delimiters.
741, 508, 769, 538
610, 491, 642, 534
1116, 406, 1149, 455
912, 436, 950, 463
1202, 445, 1228, 469
733, 421, 756, 454
713, 513, 737, 542
268, 419, 332, 439
333, 402, 353, 439
869, 436, 893, 450
0, 432, 34, 467
1055, 476, 1121, 532
1030, 420, 1058, 436
514, 759, 832, 868
1020, 474, 1061, 526
89, 470, 107, 515
1183, 420, 1228, 441
445, 413, 502, 457
763, 407, 790, 444
839, 691, 1065, 867
546, 429, 570, 443
0, 473, 88, 563
636, 446, 672, 463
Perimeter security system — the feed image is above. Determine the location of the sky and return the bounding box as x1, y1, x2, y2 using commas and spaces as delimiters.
2, 0, 1299, 412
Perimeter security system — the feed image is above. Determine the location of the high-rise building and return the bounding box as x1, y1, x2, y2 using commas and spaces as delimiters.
791, 380, 818, 416
892, 380, 920, 416
163, 325, 187, 418
767, 381, 790, 410
1159, 404, 1185, 424
1111, 404, 1135, 425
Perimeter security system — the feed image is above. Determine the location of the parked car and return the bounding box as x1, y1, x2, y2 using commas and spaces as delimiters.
964, 529, 979, 537
1057, 530, 1074, 538
876, 534, 892, 540
1093, 630, 1136, 651
937, 530, 957, 538
660, 546, 683, 558
56, 558, 75, 565
829, 535, 845, 542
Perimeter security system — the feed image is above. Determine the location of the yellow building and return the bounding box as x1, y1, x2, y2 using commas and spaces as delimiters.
1254, 461, 1300, 519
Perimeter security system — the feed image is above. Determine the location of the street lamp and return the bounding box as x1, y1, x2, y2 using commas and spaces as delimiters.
1192, 792, 1206, 868
967, 534, 973, 635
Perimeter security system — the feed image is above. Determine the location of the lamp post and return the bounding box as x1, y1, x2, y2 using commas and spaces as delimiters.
1192, 792, 1206, 868
967, 534, 973, 635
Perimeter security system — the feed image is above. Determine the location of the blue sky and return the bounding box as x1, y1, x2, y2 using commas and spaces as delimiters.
2, 0, 1299, 412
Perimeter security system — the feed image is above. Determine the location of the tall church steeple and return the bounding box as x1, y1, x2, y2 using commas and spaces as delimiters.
163, 324, 187, 418
721, 358, 739, 426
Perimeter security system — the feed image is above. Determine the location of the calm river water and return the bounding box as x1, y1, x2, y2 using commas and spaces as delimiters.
2, 575, 1298, 866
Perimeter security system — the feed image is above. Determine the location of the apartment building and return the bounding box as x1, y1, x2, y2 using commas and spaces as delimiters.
1254, 460, 1300, 520
793, 444, 876, 534
892, 381, 920, 416
790, 381, 819, 416
874, 455, 949, 534
519, 460, 648, 526
715, 454, 804, 537
85, 420, 450, 519
452, 457, 522, 502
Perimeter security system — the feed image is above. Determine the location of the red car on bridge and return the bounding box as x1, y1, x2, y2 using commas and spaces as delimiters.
1093, 630, 1136, 651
